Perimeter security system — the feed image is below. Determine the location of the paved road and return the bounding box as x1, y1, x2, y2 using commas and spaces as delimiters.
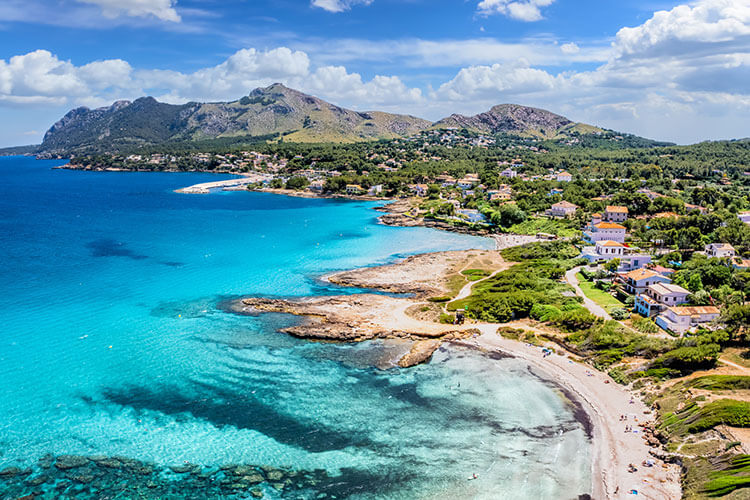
565, 266, 613, 320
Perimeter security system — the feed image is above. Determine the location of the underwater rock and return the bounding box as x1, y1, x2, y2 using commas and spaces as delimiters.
55, 455, 89, 470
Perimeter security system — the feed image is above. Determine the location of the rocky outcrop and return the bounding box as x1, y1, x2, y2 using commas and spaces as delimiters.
236, 296, 471, 345
398, 340, 442, 367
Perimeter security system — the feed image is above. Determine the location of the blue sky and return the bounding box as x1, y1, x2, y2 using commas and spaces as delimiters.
0, 0, 748, 146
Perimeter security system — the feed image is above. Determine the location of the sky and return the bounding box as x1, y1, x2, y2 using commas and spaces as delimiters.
0, 0, 748, 146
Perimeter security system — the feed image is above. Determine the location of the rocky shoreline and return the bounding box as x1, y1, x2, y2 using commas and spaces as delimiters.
0, 453, 336, 500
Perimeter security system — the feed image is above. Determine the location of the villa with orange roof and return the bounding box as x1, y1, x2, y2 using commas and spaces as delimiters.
583, 221, 627, 244
604, 205, 628, 223
621, 268, 671, 294
546, 200, 578, 218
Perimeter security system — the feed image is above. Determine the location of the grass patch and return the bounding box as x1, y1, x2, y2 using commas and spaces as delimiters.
687, 376, 750, 392
461, 268, 492, 281
661, 399, 750, 436
576, 273, 626, 312
427, 295, 451, 303
703, 455, 750, 497
505, 217, 580, 238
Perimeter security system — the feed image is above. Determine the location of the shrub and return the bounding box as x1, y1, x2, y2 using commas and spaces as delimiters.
497, 327, 525, 340
687, 400, 750, 433
688, 376, 750, 391
550, 308, 598, 332
595, 349, 624, 367
644, 368, 681, 380
428, 296, 450, 303
530, 303, 562, 322
632, 315, 659, 334
655, 343, 721, 372
608, 366, 630, 385
610, 308, 630, 320
439, 313, 455, 324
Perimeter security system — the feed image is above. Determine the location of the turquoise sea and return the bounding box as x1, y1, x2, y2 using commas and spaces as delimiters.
0, 156, 591, 499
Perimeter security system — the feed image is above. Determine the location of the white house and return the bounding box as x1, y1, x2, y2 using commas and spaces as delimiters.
604, 205, 629, 223
557, 171, 573, 182
546, 200, 578, 218
656, 306, 720, 335
308, 180, 325, 193
705, 243, 736, 258
584, 222, 627, 244
346, 184, 363, 195
634, 283, 691, 317
739, 212, 750, 225
410, 184, 429, 197
457, 177, 479, 190
622, 268, 671, 294
368, 184, 383, 196
580, 241, 651, 271
500, 168, 517, 179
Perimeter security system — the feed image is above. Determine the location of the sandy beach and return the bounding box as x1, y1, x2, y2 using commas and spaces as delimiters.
234, 246, 683, 499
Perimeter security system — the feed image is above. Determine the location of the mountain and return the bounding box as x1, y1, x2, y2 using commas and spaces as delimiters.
40, 84, 431, 154
38, 86, 668, 155
433, 103, 602, 139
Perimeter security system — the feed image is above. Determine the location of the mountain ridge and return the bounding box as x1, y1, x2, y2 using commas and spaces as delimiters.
35, 83, 667, 154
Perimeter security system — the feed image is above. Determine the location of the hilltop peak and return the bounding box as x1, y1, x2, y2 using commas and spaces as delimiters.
434, 103, 583, 139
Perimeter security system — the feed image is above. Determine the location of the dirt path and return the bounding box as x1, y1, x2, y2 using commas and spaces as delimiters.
718, 357, 750, 374
450, 258, 511, 303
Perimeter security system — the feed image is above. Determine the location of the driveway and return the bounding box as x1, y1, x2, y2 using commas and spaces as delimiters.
565, 266, 613, 320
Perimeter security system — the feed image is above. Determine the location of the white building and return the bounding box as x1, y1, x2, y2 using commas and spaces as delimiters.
500, 168, 517, 179
634, 283, 691, 317
583, 222, 627, 244
622, 268, 671, 294
308, 180, 325, 193
705, 243, 736, 258
604, 205, 629, 223
580, 241, 652, 271
546, 200, 578, 218
557, 171, 573, 182
656, 306, 720, 335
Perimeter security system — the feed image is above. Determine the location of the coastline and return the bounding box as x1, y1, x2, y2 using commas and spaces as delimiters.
231, 245, 682, 499
52, 165, 682, 496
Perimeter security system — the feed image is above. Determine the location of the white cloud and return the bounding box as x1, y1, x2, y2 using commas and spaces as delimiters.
477, 0, 556, 21
614, 0, 750, 58
435, 61, 558, 102
311, 0, 373, 13
1, 0, 749, 144
560, 42, 580, 54
77, 0, 181, 22
0, 47, 421, 114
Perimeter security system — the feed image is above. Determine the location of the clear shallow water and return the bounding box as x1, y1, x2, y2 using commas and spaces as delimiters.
0, 156, 591, 498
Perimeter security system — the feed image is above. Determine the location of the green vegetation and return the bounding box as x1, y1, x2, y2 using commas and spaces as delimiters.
448, 241, 582, 322
427, 295, 451, 303
687, 376, 750, 392
461, 269, 492, 281
503, 216, 580, 237
575, 273, 626, 312
632, 315, 660, 334
662, 399, 750, 436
